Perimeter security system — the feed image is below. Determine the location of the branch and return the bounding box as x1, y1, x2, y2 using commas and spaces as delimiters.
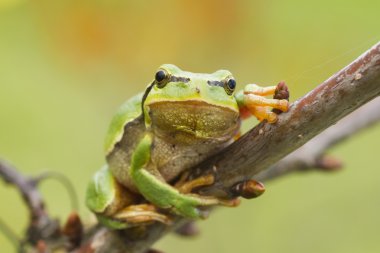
255, 96, 380, 181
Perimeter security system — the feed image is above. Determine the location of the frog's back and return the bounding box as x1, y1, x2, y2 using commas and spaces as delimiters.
104, 92, 144, 155
105, 93, 147, 192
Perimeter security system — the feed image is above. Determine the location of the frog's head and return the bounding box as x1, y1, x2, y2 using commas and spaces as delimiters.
143, 64, 240, 141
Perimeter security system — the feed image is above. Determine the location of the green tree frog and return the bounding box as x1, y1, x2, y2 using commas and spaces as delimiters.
86, 64, 289, 229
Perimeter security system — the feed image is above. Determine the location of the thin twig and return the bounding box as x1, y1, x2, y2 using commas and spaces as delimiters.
36, 171, 79, 212
0, 160, 59, 246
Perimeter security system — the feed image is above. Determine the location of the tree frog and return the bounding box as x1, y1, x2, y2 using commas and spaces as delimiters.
86, 64, 289, 229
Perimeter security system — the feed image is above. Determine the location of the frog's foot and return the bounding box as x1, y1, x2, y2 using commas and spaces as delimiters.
176, 173, 214, 194
243, 96, 288, 123
244, 93, 289, 112
114, 204, 172, 225
174, 170, 191, 190
241, 83, 289, 123
248, 106, 277, 123
171, 193, 239, 220
176, 174, 240, 208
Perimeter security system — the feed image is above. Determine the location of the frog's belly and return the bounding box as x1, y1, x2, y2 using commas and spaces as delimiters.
108, 132, 233, 193
151, 135, 232, 182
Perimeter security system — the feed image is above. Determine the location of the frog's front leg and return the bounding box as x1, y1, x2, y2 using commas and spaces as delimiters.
175, 172, 214, 194
237, 83, 289, 123
175, 173, 239, 207
130, 134, 239, 219
86, 165, 171, 229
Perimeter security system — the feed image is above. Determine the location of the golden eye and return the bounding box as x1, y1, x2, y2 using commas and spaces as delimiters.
155, 69, 170, 88
224, 78, 236, 95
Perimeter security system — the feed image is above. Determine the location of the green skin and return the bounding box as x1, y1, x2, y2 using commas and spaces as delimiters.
85, 64, 286, 229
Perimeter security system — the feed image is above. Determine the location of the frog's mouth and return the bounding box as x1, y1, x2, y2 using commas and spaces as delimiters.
147, 100, 240, 141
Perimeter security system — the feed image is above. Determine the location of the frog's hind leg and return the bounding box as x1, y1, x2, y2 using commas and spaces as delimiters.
86, 165, 171, 229
96, 204, 171, 229
113, 204, 172, 225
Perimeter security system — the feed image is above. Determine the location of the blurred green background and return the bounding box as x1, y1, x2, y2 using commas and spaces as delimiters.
1, 0, 380, 252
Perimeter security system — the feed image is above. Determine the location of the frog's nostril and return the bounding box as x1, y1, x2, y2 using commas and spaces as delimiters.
195, 87, 201, 94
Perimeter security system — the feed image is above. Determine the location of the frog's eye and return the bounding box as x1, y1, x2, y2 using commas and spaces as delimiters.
224, 78, 236, 95
155, 69, 170, 88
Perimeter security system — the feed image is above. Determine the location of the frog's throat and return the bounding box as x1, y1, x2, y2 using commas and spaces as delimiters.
143, 100, 240, 141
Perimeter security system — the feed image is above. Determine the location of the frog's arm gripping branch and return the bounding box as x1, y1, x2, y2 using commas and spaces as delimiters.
1, 42, 380, 253
235, 83, 289, 123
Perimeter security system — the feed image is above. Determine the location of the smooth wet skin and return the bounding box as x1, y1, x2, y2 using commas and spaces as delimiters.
86, 64, 289, 228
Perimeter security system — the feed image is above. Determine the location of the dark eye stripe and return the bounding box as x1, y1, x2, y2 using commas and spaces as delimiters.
170, 76, 190, 83
207, 80, 224, 87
